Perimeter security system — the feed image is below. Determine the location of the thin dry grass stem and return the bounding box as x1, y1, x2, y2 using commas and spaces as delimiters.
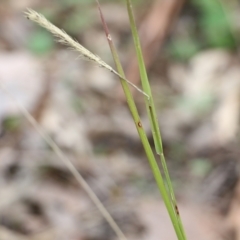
25, 9, 149, 99
0, 83, 128, 240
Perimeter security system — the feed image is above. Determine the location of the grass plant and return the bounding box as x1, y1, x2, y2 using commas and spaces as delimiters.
125, 1, 187, 239
0, 2, 188, 239
96, 1, 187, 239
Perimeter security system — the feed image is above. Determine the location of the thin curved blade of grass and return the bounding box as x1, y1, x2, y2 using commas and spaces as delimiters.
125, 0, 187, 239
95, 1, 185, 240
0, 83, 128, 240
124, 3, 163, 155
160, 153, 187, 240
25, 9, 148, 99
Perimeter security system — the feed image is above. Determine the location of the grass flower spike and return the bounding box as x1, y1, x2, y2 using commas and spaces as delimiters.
25, 9, 148, 98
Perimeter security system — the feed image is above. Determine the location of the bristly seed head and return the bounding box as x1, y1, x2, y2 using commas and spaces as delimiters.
24, 8, 149, 98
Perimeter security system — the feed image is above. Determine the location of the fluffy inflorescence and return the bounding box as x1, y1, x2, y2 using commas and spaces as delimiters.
25, 9, 149, 98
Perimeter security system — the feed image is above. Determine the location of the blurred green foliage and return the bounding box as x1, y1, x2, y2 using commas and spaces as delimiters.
169, 37, 200, 61
193, 0, 235, 48
2, 116, 22, 132
190, 158, 212, 177
168, 0, 237, 60
27, 29, 54, 55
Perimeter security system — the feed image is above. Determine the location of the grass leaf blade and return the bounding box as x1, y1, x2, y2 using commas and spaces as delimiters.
125, 0, 187, 239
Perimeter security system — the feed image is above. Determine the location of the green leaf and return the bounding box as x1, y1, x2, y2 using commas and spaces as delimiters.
27, 30, 54, 55
192, 0, 236, 48
169, 37, 200, 60
2, 116, 22, 132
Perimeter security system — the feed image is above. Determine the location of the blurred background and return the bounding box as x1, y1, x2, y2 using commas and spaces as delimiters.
1, 0, 240, 239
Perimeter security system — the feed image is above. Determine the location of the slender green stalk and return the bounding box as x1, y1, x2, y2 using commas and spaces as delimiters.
125, 0, 187, 239
96, 1, 185, 240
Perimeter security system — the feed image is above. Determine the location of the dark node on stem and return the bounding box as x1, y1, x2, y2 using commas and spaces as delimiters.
137, 121, 142, 128
175, 205, 179, 215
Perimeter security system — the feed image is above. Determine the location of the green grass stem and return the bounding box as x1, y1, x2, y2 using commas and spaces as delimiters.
125, 0, 187, 239
96, 1, 186, 239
